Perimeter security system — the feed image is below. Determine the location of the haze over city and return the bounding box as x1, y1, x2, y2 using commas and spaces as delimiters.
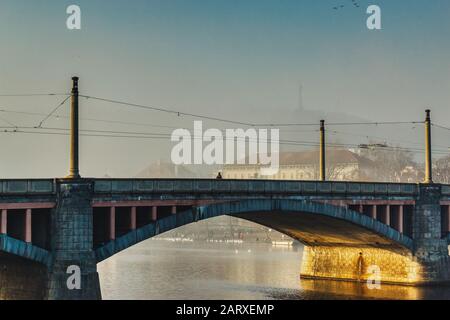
3, 0, 450, 305
1, 0, 449, 179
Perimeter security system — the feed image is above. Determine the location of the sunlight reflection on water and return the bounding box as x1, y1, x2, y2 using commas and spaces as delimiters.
98, 240, 450, 300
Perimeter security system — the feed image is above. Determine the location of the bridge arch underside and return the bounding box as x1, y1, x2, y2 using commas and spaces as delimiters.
239, 211, 421, 285
0, 252, 47, 300
0, 235, 51, 300
95, 199, 430, 286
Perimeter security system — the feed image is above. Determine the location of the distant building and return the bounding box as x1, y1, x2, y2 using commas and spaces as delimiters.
398, 166, 424, 183
222, 149, 374, 181
136, 160, 196, 178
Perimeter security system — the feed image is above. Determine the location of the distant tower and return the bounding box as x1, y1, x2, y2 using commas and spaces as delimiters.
298, 84, 304, 112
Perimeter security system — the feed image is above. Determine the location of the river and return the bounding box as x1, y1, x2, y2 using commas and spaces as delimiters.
97, 240, 450, 300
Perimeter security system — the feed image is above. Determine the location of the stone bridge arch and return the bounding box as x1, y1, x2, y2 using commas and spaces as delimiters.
95, 199, 413, 263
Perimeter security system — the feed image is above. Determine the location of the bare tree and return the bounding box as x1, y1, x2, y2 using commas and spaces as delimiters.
358, 144, 419, 183
435, 155, 450, 184
326, 164, 355, 181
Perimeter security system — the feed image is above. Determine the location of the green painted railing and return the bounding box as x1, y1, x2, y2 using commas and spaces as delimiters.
0, 178, 449, 197
93, 179, 420, 196
0, 179, 55, 194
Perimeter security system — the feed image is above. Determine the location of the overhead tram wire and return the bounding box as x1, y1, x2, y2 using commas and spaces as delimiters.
432, 123, 450, 132
79, 95, 255, 127
1, 93, 444, 152
0, 93, 70, 97
0, 129, 325, 148
0, 107, 315, 133
0, 107, 184, 130
255, 121, 424, 127
0, 94, 424, 129
80, 94, 424, 128
0, 108, 306, 133
0, 124, 430, 148
0, 107, 442, 152
0, 115, 18, 129
327, 129, 450, 150
0, 106, 397, 135
35, 96, 71, 128
0, 92, 425, 128
0, 126, 323, 147
1, 126, 449, 155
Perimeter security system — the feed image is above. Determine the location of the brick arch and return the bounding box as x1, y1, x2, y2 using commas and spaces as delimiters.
95, 199, 413, 263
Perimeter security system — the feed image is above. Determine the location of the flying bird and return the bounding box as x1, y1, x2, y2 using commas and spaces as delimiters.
332, 0, 361, 10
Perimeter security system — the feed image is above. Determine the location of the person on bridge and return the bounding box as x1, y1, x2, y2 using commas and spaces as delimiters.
216, 172, 223, 179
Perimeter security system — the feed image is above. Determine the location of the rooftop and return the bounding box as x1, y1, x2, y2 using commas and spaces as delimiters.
225, 149, 373, 167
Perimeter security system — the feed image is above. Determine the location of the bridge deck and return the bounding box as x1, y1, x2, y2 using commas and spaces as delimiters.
0, 178, 432, 195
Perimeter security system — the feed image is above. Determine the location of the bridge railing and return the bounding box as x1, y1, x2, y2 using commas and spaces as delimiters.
1, 178, 449, 197
0, 179, 55, 195
93, 179, 420, 196
443, 185, 450, 196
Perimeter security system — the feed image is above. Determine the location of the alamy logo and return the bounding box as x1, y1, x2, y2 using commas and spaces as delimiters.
66, 265, 81, 290
171, 121, 280, 176
367, 265, 382, 290
66, 5, 81, 30
367, 5, 381, 30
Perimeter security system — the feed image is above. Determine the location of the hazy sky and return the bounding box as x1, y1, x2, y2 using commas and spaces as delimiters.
0, 0, 449, 178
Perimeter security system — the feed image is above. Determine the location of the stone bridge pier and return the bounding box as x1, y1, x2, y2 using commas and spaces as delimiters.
411, 184, 450, 283
300, 184, 450, 285
0, 179, 101, 300
46, 179, 101, 300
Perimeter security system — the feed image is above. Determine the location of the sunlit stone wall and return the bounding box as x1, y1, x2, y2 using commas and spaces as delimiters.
300, 246, 424, 285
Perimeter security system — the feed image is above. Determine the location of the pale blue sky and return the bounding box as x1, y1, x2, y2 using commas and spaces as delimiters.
0, 0, 449, 177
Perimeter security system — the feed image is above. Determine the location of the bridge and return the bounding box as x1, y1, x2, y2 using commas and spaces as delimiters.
1, 78, 450, 300
1, 178, 450, 299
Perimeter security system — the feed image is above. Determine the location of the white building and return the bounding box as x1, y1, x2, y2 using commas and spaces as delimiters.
222, 149, 374, 181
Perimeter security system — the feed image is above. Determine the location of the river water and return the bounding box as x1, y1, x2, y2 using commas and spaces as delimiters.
97, 240, 450, 300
